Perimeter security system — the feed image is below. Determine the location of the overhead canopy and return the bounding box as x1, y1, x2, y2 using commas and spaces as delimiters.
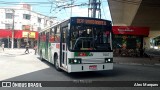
108, 0, 160, 30
0, 29, 38, 40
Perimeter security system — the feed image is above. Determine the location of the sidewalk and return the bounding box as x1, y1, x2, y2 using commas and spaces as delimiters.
0, 48, 34, 55
114, 57, 160, 66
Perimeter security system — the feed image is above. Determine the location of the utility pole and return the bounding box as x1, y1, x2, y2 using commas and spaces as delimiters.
8, 36, 9, 48
70, 0, 74, 17
88, 0, 101, 18
11, 9, 15, 49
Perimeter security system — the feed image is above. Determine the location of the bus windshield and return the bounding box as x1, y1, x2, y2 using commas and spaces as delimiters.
69, 25, 112, 51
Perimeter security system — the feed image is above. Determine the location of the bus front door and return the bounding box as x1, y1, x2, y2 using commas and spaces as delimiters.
60, 28, 67, 68
45, 32, 49, 60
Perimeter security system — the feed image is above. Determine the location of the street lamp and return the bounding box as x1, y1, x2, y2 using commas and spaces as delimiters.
11, 9, 15, 49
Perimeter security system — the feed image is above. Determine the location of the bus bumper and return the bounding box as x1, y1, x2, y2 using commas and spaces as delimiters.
67, 63, 113, 73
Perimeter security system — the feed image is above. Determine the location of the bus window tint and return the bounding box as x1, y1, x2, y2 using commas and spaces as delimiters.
69, 25, 111, 51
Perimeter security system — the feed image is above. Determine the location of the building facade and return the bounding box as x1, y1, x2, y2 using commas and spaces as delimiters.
0, 4, 55, 48
112, 26, 149, 57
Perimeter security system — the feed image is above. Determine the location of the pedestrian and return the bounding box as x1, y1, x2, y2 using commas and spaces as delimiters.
34, 45, 37, 55
25, 43, 29, 54
1, 42, 5, 51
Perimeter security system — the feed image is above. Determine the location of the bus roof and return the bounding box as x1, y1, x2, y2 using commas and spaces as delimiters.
39, 17, 112, 33
39, 18, 70, 33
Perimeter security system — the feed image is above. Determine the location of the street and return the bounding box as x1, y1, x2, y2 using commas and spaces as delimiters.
0, 50, 160, 90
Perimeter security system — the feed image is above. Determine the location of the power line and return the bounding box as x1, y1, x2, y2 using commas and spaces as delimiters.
64, 8, 69, 17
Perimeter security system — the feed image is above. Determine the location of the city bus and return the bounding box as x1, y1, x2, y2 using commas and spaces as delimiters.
38, 17, 113, 73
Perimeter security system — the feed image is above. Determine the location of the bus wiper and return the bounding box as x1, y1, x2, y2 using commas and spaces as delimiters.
73, 37, 93, 50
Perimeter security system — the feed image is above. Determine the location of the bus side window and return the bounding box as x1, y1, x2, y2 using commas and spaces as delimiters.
49, 33, 54, 43
62, 27, 67, 43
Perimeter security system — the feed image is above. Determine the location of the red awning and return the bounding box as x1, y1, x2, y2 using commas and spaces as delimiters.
14, 30, 22, 38
0, 29, 38, 39
112, 26, 150, 36
0, 29, 12, 38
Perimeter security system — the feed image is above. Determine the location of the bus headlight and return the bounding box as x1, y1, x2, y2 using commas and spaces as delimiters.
69, 58, 81, 64
74, 59, 77, 63
105, 58, 113, 63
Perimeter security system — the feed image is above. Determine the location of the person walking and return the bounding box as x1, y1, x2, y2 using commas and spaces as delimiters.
25, 43, 29, 54
34, 45, 37, 55
1, 42, 5, 51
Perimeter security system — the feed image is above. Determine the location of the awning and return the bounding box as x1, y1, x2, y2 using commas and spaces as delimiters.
0, 29, 12, 38
0, 29, 38, 39
14, 30, 22, 38
112, 26, 150, 36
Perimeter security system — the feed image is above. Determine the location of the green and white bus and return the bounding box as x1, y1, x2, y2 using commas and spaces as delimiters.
38, 17, 113, 73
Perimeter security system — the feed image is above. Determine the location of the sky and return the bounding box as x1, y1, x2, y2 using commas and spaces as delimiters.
0, 0, 112, 21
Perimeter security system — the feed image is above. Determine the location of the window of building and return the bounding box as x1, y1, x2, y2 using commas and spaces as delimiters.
5, 24, 12, 29
6, 13, 13, 19
23, 14, 31, 20
38, 17, 41, 23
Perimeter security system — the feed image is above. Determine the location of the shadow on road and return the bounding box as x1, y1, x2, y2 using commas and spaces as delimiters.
2, 57, 124, 81
36, 57, 122, 80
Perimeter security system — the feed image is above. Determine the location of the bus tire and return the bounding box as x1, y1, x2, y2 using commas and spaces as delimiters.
54, 55, 61, 71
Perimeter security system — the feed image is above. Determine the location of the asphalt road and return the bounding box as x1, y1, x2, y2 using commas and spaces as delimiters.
0, 52, 160, 90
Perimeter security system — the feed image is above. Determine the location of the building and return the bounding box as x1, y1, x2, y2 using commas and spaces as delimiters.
112, 26, 149, 57
0, 4, 55, 48
108, 0, 160, 50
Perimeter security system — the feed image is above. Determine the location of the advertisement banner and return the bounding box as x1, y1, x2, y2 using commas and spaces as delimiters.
22, 31, 35, 38
112, 26, 149, 36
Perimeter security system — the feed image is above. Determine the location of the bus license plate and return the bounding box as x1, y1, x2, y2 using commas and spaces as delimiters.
89, 65, 97, 70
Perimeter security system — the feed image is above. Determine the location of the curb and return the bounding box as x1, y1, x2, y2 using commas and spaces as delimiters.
155, 64, 160, 66
114, 62, 160, 66
115, 62, 142, 66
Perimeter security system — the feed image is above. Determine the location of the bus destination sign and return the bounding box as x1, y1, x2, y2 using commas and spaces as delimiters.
76, 18, 107, 25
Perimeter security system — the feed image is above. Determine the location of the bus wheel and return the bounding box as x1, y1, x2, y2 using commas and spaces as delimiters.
54, 56, 61, 71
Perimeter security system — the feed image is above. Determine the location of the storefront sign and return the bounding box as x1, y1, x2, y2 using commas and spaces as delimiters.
22, 25, 30, 30
22, 31, 35, 38
113, 26, 149, 36
118, 28, 134, 32
23, 4, 31, 10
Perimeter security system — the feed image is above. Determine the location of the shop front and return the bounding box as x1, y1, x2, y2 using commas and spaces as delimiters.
20, 31, 38, 48
0, 29, 12, 48
112, 26, 149, 57
0, 29, 38, 48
